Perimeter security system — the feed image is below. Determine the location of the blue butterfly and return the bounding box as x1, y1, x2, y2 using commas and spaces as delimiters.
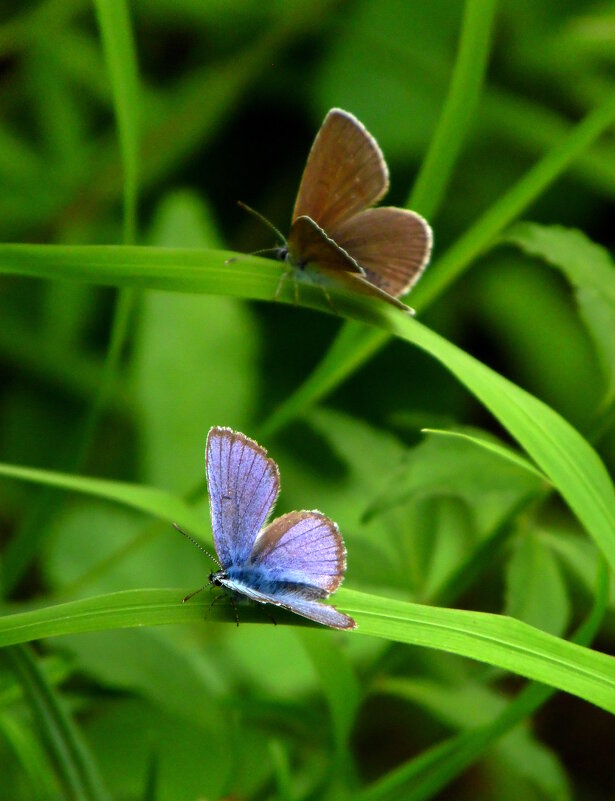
177, 426, 355, 629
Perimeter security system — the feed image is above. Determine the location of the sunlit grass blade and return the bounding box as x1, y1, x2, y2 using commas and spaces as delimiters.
3, 644, 111, 801
1, 587, 615, 717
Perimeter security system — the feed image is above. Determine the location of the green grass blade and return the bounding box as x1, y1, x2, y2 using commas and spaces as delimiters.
3, 0, 141, 572
93, 0, 139, 244
0, 460, 211, 542
420, 428, 549, 482
408, 0, 498, 218
3, 644, 111, 801
2, 0, 142, 596
384, 312, 615, 572
0, 712, 59, 799
411, 90, 615, 310
1, 587, 615, 717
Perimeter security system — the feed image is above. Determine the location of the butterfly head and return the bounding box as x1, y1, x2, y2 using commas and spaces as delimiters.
209, 569, 228, 588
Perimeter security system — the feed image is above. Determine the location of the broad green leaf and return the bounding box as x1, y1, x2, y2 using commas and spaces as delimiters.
84, 697, 270, 801
42, 500, 203, 595
363, 426, 544, 533
134, 191, 259, 491
54, 628, 228, 730
505, 532, 571, 636
502, 222, 615, 402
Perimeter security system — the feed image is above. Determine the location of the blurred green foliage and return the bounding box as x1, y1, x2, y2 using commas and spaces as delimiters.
1, 0, 615, 799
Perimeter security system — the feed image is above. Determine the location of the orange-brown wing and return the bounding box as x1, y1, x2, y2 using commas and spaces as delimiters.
292, 108, 389, 231
329, 207, 433, 297
287, 215, 363, 274
288, 217, 410, 312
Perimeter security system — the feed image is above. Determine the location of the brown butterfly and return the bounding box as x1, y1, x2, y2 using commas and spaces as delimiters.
242, 108, 433, 313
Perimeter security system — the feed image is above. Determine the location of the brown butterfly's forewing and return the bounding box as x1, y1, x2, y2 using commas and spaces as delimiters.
287, 216, 411, 312
292, 108, 389, 231
329, 207, 432, 297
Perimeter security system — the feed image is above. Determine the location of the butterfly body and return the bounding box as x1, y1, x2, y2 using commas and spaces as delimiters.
189, 426, 356, 629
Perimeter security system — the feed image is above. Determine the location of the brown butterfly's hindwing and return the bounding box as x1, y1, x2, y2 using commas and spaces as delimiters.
329, 207, 433, 297
287, 216, 411, 312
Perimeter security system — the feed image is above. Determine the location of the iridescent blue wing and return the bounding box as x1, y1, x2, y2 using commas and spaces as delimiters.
223, 578, 356, 630
206, 427, 280, 568
249, 510, 346, 594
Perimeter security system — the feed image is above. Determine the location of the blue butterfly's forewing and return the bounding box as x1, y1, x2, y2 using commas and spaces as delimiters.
206, 427, 279, 568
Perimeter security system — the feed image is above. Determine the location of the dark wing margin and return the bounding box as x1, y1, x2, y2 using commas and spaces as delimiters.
206, 427, 280, 568
292, 108, 389, 231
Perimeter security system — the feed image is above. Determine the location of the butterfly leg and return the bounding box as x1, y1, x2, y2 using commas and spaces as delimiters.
319, 284, 339, 315
274, 268, 294, 302
260, 607, 277, 626
225, 594, 240, 627
204, 591, 224, 621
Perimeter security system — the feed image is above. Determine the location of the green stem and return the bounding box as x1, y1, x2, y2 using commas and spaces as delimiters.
2, 644, 111, 801
409, 0, 498, 219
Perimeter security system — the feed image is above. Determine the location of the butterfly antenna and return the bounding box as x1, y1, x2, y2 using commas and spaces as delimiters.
173, 523, 221, 569
251, 247, 283, 257
237, 201, 287, 246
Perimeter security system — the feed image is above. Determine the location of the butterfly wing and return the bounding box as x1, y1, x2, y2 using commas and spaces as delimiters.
329, 207, 433, 297
249, 510, 346, 593
287, 215, 363, 273
292, 108, 389, 231
235, 583, 356, 629
206, 427, 279, 568
287, 216, 411, 311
